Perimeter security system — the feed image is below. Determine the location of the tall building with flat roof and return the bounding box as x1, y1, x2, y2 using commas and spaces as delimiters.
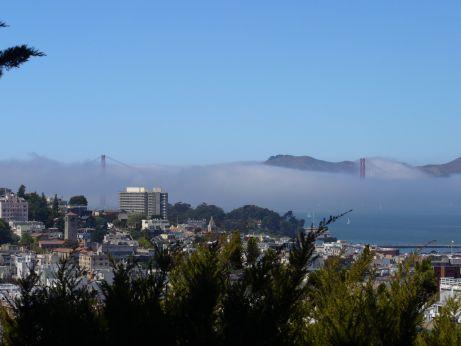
119, 187, 168, 219
0, 193, 28, 222
64, 212, 78, 242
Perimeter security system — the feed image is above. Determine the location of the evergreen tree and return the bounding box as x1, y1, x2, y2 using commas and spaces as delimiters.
52, 194, 59, 216
0, 21, 44, 78
17, 185, 26, 198
245, 236, 259, 266
1, 259, 101, 346
68, 195, 88, 206
418, 297, 461, 345
0, 219, 14, 245
0, 211, 441, 346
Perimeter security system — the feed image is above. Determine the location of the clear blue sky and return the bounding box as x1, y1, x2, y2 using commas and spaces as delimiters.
1, 1, 461, 165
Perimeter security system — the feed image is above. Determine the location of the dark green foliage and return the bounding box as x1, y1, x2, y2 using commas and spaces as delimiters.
168, 243, 222, 345
138, 236, 153, 248
305, 249, 437, 346
54, 216, 65, 231
168, 202, 225, 226
219, 232, 243, 270
18, 233, 35, 248
245, 236, 259, 265
86, 216, 108, 242
167, 202, 193, 224
0, 219, 14, 244
224, 205, 305, 235
90, 228, 107, 243
0, 213, 439, 346
1, 259, 101, 346
17, 185, 25, 198
52, 194, 59, 215
418, 298, 461, 345
168, 202, 305, 235
0, 22, 44, 78
68, 195, 88, 206
194, 203, 226, 224
24, 192, 52, 226
127, 213, 144, 230
100, 251, 171, 345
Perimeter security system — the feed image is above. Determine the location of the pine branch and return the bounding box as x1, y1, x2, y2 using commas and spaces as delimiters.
0, 45, 45, 76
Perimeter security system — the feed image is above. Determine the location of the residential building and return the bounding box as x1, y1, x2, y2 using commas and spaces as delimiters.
9, 221, 45, 237
0, 188, 12, 197
0, 193, 28, 222
186, 219, 207, 230
119, 187, 168, 219
102, 232, 138, 258
79, 252, 110, 271
38, 239, 66, 250
141, 218, 170, 231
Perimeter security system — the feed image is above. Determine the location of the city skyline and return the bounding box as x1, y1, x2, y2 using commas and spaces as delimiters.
2, 1, 461, 165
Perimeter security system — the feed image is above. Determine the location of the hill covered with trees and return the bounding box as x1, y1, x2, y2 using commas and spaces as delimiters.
168, 202, 305, 235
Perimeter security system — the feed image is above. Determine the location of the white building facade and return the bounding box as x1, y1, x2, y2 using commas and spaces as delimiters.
0, 193, 28, 222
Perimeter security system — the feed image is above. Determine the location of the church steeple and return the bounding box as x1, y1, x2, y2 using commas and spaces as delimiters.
208, 216, 217, 232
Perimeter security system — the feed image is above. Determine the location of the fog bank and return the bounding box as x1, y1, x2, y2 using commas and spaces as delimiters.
0, 155, 460, 215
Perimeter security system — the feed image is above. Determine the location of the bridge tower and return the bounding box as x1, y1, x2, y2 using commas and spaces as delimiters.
359, 158, 366, 178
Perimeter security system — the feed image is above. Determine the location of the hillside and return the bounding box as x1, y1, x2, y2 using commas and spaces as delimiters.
418, 157, 461, 177
265, 155, 358, 174
265, 154, 461, 177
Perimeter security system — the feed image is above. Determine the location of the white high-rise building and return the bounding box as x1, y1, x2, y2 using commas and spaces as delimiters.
119, 187, 168, 219
0, 193, 28, 222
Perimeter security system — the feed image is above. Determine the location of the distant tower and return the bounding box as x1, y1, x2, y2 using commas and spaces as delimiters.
359, 158, 366, 178
100, 154, 106, 209
208, 216, 217, 233
65, 212, 78, 242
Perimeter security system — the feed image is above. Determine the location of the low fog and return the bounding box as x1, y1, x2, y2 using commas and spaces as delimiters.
0, 155, 460, 215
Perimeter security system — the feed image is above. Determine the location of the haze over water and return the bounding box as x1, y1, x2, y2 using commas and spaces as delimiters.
304, 212, 461, 246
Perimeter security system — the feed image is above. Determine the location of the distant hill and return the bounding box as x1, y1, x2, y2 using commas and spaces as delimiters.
418, 157, 461, 177
265, 155, 357, 174
265, 154, 461, 177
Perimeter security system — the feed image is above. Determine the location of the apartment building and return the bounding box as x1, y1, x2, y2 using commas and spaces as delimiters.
0, 193, 28, 222
119, 187, 168, 219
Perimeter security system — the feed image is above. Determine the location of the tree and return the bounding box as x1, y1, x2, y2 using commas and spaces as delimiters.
219, 232, 243, 270
0, 219, 14, 245
52, 194, 59, 215
0, 21, 44, 78
1, 259, 101, 346
167, 243, 222, 345
245, 237, 259, 266
100, 252, 171, 345
138, 237, 152, 249
304, 249, 436, 345
167, 202, 193, 225
192, 203, 226, 225
68, 195, 88, 206
19, 233, 35, 248
418, 297, 461, 345
127, 213, 144, 231
17, 185, 26, 198
0, 211, 440, 345
24, 192, 51, 226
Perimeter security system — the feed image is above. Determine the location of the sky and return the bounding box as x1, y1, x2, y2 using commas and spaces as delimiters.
1, 1, 461, 165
